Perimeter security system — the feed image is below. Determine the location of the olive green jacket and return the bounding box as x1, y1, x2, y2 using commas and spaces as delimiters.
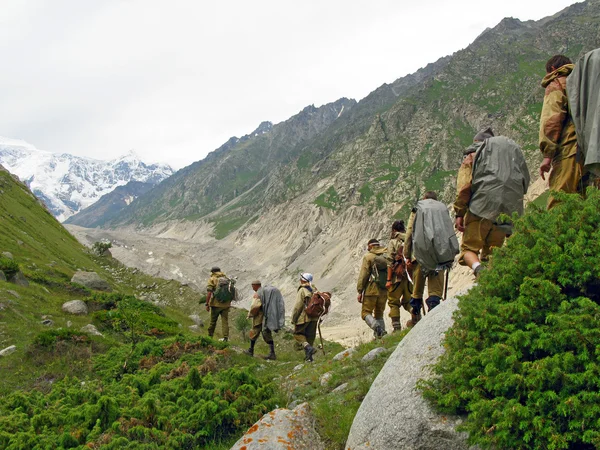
206, 271, 231, 308
292, 284, 319, 325
356, 246, 388, 296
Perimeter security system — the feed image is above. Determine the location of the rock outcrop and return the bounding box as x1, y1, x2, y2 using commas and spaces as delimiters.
230, 402, 323, 450
71, 271, 111, 291
9, 271, 29, 287
346, 297, 476, 450
62, 300, 89, 315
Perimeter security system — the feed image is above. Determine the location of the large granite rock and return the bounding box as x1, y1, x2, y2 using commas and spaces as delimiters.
230, 402, 323, 450
62, 300, 89, 315
71, 271, 111, 291
346, 297, 476, 450
81, 324, 103, 336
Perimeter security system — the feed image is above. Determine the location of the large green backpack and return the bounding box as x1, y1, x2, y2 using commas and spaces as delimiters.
371, 254, 389, 289
213, 277, 237, 303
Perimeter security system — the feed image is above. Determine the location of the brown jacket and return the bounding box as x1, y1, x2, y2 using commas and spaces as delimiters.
453, 152, 476, 219
539, 64, 577, 161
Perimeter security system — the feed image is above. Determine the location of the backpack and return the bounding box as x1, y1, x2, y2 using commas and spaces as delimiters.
371, 254, 389, 289
213, 276, 237, 303
412, 199, 460, 276
469, 136, 530, 222
567, 48, 600, 177
305, 291, 332, 318
392, 243, 410, 279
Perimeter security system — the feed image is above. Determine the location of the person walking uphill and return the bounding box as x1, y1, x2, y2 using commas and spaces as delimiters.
291, 273, 319, 362
454, 128, 529, 277
245, 280, 285, 360
538, 55, 580, 209
404, 191, 456, 322
205, 267, 234, 342
385, 220, 413, 332
357, 239, 389, 338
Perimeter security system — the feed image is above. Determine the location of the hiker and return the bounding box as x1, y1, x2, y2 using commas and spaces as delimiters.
385, 220, 413, 332
357, 239, 389, 338
567, 48, 600, 191
404, 191, 457, 322
205, 266, 233, 342
539, 55, 581, 209
291, 273, 319, 362
454, 128, 529, 277
245, 280, 285, 360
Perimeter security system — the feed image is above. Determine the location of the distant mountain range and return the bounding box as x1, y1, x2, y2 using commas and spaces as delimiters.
0, 137, 173, 222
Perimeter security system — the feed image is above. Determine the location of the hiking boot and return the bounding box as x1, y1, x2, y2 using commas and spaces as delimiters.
409, 298, 423, 317
376, 319, 387, 338
426, 296, 441, 311
392, 319, 402, 333
304, 344, 317, 362
243, 349, 254, 357
263, 343, 276, 360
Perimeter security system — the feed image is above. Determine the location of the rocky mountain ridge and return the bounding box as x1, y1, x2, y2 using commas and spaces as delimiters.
0, 137, 173, 221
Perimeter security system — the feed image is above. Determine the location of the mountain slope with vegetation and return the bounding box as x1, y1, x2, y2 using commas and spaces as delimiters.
0, 163, 409, 449
104, 0, 599, 234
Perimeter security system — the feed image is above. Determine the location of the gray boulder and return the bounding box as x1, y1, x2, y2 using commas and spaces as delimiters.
320, 371, 332, 386
189, 314, 204, 326
6, 290, 20, 298
333, 347, 356, 361
71, 271, 111, 291
332, 382, 348, 393
80, 324, 103, 336
0, 270, 5, 282
346, 297, 476, 450
230, 402, 323, 450
62, 300, 88, 315
41, 319, 54, 326
2, 252, 13, 259
0, 345, 16, 357
361, 347, 387, 363
188, 325, 201, 333
9, 271, 29, 287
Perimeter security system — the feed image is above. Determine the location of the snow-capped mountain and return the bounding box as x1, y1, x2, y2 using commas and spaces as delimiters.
0, 136, 174, 222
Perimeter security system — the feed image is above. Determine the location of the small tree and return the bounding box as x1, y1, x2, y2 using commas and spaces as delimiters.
234, 311, 251, 342
112, 297, 146, 350
92, 241, 112, 256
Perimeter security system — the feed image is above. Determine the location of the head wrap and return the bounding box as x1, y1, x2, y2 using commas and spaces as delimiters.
473, 127, 494, 142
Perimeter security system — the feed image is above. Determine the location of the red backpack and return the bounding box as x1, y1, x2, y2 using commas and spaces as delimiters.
305, 291, 332, 318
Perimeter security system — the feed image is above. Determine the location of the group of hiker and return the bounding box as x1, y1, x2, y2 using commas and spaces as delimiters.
205, 267, 329, 362
202, 49, 600, 361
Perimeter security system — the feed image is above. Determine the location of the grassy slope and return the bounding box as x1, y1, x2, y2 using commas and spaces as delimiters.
0, 167, 407, 449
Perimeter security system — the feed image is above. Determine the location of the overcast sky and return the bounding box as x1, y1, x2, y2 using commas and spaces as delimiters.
0, 0, 579, 169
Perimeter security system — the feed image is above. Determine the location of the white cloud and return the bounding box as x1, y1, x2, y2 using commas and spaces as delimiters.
0, 0, 580, 169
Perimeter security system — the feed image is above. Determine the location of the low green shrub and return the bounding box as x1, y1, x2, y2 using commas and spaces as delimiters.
420, 190, 600, 449
33, 329, 89, 348
0, 336, 277, 449
0, 256, 19, 278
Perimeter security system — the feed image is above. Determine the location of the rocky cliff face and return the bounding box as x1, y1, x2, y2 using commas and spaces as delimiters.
68, 1, 600, 336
